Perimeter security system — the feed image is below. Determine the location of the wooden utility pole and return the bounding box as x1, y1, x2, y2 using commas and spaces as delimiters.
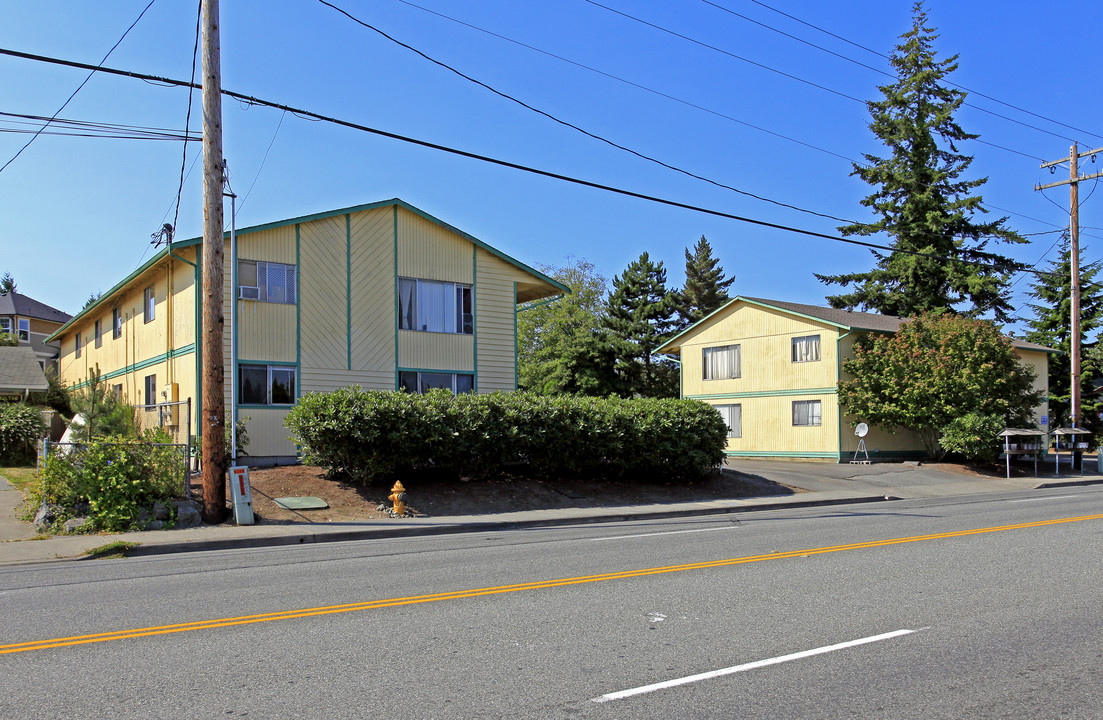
201, 0, 227, 523
1035, 144, 1103, 438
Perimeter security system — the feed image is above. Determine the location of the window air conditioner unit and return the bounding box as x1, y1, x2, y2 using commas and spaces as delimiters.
239, 286, 259, 300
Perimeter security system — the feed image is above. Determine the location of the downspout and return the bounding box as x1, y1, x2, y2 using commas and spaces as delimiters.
836, 330, 853, 463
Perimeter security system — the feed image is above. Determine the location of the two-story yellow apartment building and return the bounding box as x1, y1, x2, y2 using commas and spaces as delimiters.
48, 198, 567, 463
657, 296, 1053, 461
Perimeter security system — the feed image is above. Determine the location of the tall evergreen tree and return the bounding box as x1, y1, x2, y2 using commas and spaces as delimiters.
816, 2, 1024, 322
678, 235, 734, 329
604, 252, 678, 398
1024, 235, 1103, 437
0, 272, 16, 294
516, 258, 619, 396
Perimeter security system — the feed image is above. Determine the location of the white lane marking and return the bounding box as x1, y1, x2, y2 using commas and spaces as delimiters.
647, 612, 666, 623
1009, 495, 1081, 503
592, 526, 736, 542
591, 628, 919, 703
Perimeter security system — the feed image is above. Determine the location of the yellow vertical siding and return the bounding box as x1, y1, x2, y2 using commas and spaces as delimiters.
398, 332, 475, 372
239, 408, 297, 458
396, 207, 473, 283
710, 393, 839, 457
348, 207, 396, 386
299, 215, 347, 372
1015, 349, 1051, 430
476, 248, 528, 392
682, 304, 838, 398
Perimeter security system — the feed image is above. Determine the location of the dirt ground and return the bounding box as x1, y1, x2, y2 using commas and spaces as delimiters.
236, 465, 797, 524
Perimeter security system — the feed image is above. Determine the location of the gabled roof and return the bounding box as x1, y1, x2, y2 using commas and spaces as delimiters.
50, 198, 569, 340
658, 296, 1057, 354
0, 291, 71, 324
0, 346, 49, 393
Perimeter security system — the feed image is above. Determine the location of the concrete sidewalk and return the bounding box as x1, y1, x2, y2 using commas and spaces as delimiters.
3, 461, 1102, 566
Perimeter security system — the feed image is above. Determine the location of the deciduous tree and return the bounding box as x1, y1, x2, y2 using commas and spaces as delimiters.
516, 258, 619, 396
838, 313, 1041, 459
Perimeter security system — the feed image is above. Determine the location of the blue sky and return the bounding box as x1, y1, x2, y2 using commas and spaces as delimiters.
2, 0, 1100, 334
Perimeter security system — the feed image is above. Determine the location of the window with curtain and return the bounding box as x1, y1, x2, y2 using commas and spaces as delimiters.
792, 400, 822, 426
715, 404, 742, 438
702, 344, 740, 380
239, 364, 297, 405
144, 286, 155, 323
398, 278, 473, 335
398, 370, 475, 395
791, 335, 821, 363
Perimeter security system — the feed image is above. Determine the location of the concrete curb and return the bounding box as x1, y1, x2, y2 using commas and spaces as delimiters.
122, 494, 897, 558
1034, 478, 1103, 490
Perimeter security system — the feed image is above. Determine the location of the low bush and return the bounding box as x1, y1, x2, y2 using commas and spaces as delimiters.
0, 403, 47, 466
286, 389, 728, 484
38, 428, 183, 532
939, 413, 1006, 465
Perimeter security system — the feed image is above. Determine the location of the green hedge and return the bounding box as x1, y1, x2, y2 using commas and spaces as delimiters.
285, 389, 728, 483
0, 403, 47, 466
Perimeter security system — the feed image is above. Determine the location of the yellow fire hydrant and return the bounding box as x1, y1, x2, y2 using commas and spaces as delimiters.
388, 481, 407, 516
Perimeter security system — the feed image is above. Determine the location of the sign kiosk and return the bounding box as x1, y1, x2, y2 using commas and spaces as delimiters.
229, 465, 255, 525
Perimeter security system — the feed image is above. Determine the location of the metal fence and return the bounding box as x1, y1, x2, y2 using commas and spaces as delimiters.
39, 440, 194, 500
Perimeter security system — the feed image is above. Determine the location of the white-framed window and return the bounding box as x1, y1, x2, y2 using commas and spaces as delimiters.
238, 260, 297, 304
792, 400, 822, 427
75, 332, 82, 358
144, 374, 157, 408
112, 308, 122, 339
792, 335, 821, 363
715, 404, 742, 438
239, 364, 296, 405
398, 278, 474, 335
17, 318, 30, 342
703, 344, 740, 380
398, 371, 474, 395
143, 286, 155, 323
94, 319, 102, 348
112, 384, 123, 402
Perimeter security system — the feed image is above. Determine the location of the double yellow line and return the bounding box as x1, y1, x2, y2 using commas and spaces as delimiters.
4, 512, 1101, 656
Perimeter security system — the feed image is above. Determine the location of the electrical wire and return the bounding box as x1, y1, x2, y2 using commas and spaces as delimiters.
325, 0, 1027, 245
745, 0, 1103, 144
318, 0, 855, 224
392, 0, 861, 165
0, 46, 1054, 280
0, 0, 158, 175
237, 109, 286, 212
170, 0, 203, 244
0, 111, 193, 141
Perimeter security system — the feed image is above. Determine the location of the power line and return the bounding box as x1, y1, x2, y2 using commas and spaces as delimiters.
0, 46, 1054, 280
0, 0, 158, 176
744, 0, 1103, 144
393, 0, 860, 165
584, 0, 1055, 159
0, 111, 193, 141
319, 0, 854, 224
170, 0, 203, 245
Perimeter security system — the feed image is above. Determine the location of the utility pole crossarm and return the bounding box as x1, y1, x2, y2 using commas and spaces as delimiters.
1034, 169, 1103, 191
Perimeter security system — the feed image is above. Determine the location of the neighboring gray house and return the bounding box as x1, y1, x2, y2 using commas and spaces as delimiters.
0, 291, 71, 371
0, 346, 49, 400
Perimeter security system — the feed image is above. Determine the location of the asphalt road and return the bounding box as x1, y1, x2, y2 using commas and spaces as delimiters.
2, 486, 1102, 719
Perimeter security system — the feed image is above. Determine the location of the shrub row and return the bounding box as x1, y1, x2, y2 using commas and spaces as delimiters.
286, 389, 728, 484
0, 403, 46, 466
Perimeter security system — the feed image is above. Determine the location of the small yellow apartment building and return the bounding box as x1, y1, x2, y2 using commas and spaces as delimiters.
48, 199, 566, 463
657, 297, 1053, 461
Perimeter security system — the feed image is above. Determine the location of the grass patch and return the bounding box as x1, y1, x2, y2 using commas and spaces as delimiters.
83, 540, 139, 559
0, 466, 39, 493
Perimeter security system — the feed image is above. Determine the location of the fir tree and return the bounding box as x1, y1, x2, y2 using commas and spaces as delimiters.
1024, 235, 1103, 437
0, 272, 15, 294
816, 2, 1024, 322
678, 235, 734, 329
604, 252, 679, 397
